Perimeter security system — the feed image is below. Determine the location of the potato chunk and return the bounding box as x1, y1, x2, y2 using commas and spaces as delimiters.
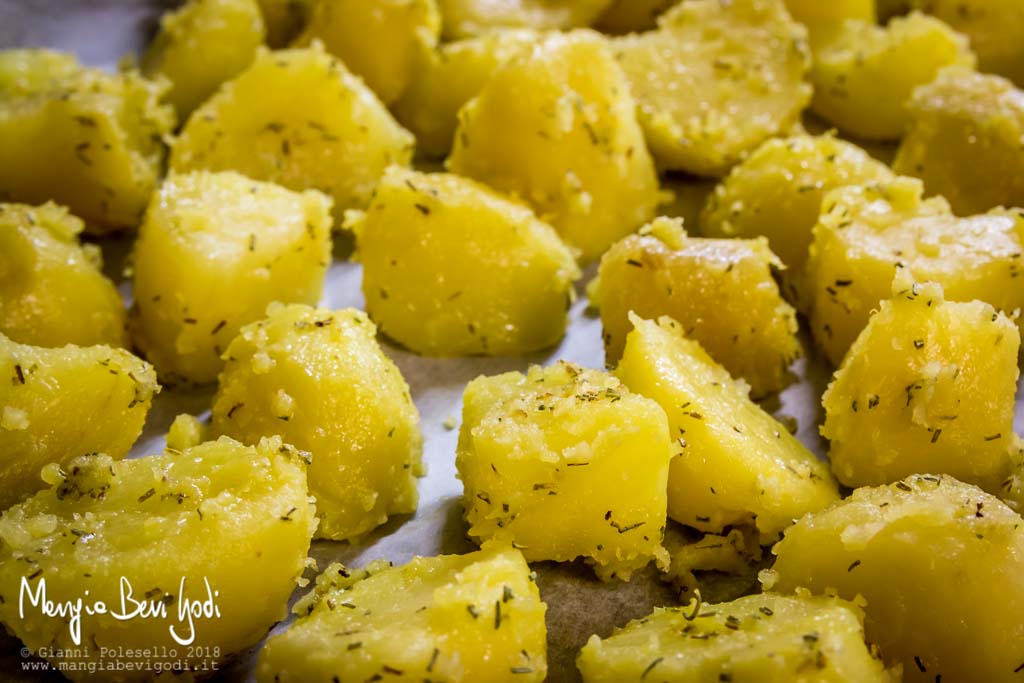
0, 202, 125, 347
823, 272, 1020, 493
768, 475, 1024, 682
141, 0, 265, 119
295, 0, 440, 105
0, 50, 174, 234
615, 316, 838, 538
782, 0, 876, 46
448, 30, 660, 264
350, 167, 579, 356
810, 12, 974, 141
393, 29, 536, 158
457, 362, 671, 581
700, 134, 893, 292
615, 0, 811, 176
170, 44, 414, 220
131, 171, 332, 385
0, 334, 157, 510
577, 593, 892, 683
894, 67, 1024, 215
806, 177, 1024, 364
910, 0, 1024, 86
596, 218, 800, 398
212, 304, 423, 541
437, 0, 611, 39
0, 437, 315, 682
257, 546, 547, 682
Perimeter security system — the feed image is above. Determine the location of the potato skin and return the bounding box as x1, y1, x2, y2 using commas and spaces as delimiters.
0, 437, 315, 683
0, 202, 126, 347
615, 0, 811, 176
130, 170, 332, 385
170, 44, 414, 220
810, 12, 974, 141
597, 218, 800, 398
615, 316, 838, 538
0, 334, 157, 511
295, 0, 440, 105
578, 593, 893, 683
768, 475, 1024, 682
448, 30, 660, 264
0, 50, 174, 234
257, 546, 547, 683
894, 66, 1024, 216
823, 273, 1020, 492
457, 362, 671, 581
806, 177, 1024, 365
437, 0, 611, 39
212, 304, 423, 541
351, 166, 579, 356
700, 134, 893, 295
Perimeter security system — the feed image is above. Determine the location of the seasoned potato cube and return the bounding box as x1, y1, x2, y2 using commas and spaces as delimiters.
594, 0, 680, 34
393, 29, 536, 158
0, 50, 174, 234
577, 593, 893, 683
257, 546, 547, 682
615, 316, 838, 537
295, 0, 440, 105
595, 218, 800, 398
910, 0, 1024, 86
810, 12, 974, 141
212, 304, 423, 541
170, 44, 414, 220
437, 0, 611, 39
767, 475, 1024, 682
350, 167, 579, 356
700, 134, 893, 294
130, 170, 332, 385
894, 67, 1024, 215
0, 437, 315, 681
615, 0, 811, 176
0, 334, 157, 510
448, 30, 660, 264
0, 202, 125, 347
457, 362, 671, 581
662, 527, 763, 602
142, 0, 265, 119
823, 272, 1020, 493
806, 177, 1024, 365
258, 0, 311, 46
783, 0, 876, 46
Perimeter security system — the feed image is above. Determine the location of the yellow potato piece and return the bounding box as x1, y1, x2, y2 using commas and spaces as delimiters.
0, 50, 174, 234
448, 29, 660, 264
823, 271, 1020, 493
170, 44, 414, 220
0, 202, 126, 347
662, 528, 763, 602
894, 66, 1024, 215
783, 0, 876, 47
437, 0, 611, 39
212, 304, 423, 541
0, 437, 315, 682
393, 29, 536, 158
701, 134, 893, 299
810, 12, 975, 141
768, 474, 1024, 682
258, 0, 312, 47
131, 170, 332, 385
615, 0, 812, 176
141, 0, 265, 119
257, 546, 547, 682
0, 334, 157, 510
577, 593, 893, 683
295, 0, 440, 105
596, 217, 800, 398
350, 166, 579, 356
615, 316, 839, 538
911, 0, 1024, 86
806, 176, 1024, 365
593, 0, 680, 34
457, 362, 671, 581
